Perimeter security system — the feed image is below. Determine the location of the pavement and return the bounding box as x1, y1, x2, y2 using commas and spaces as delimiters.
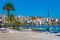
0, 29, 60, 40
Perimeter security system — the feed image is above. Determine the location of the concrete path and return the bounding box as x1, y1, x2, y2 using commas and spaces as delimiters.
0, 32, 60, 40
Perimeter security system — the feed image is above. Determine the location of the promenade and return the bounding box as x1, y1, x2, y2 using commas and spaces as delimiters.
0, 31, 60, 40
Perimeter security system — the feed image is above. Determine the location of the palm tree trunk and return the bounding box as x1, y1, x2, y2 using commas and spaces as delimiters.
8, 10, 9, 17
7, 10, 10, 27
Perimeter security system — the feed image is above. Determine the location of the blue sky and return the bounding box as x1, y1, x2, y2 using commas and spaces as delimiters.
0, 0, 60, 18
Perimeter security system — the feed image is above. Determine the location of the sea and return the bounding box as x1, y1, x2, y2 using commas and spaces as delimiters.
19, 25, 60, 33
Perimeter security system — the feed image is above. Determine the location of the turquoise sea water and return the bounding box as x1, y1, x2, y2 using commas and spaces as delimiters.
19, 25, 60, 33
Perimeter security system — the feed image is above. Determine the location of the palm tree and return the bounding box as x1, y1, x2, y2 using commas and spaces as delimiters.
3, 2, 15, 27
3, 2, 15, 16
8, 14, 15, 21
8, 14, 15, 27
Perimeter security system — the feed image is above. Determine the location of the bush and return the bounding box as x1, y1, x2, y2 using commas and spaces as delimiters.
3, 22, 8, 28
12, 27, 21, 31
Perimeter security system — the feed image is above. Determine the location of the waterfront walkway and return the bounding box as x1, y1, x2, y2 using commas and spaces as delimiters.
0, 30, 60, 40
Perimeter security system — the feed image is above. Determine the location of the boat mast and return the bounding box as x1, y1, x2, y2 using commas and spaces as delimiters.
48, 9, 50, 25
47, 9, 50, 33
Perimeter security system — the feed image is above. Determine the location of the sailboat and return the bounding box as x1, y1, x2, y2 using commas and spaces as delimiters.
46, 9, 50, 34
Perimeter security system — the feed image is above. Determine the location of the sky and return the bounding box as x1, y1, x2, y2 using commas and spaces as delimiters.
0, 0, 60, 18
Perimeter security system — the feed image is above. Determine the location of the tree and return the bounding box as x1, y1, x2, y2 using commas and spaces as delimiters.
3, 2, 15, 27
31, 16, 42, 20
3, 2, 15, 16
8, 14, 15, 22
12, 20, 22, 29
8, 14, 15, 27
31, 16, 37, 20
4, 22, 8, 28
